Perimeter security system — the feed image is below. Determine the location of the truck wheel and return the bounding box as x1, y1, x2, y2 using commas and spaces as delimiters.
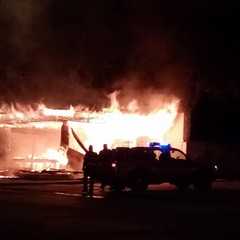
131, 178, 148, 192
110, 183, 126, 192
193, 174, 212, 191
114, 184, 126, 192
175, 182, 190, 191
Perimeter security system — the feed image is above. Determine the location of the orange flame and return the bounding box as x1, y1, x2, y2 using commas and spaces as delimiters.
69, 91, 179, 153
0, 91, 180, 171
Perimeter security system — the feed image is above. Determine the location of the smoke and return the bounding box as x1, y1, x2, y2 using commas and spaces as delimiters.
110, 30, 195, 112
1, 0, 224, 111
2, 0, 49, 54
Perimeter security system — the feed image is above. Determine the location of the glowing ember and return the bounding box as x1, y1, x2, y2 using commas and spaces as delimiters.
40, 147, 68, 166
40, 104, 75, 118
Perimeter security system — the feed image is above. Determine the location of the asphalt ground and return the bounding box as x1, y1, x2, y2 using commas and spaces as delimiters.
0, 176, 239, 188
1, 178, 240, 240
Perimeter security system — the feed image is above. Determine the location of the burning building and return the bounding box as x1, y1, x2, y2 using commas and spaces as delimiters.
0, 92, 185, 176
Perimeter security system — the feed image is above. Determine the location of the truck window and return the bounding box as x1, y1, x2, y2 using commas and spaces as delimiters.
170, 149, 187, 160
153, 150, 161, 160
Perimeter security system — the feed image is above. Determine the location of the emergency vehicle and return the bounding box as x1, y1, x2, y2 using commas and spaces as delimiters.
98, 142, 218, 192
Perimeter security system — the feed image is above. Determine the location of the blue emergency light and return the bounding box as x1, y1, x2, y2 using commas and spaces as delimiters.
149, 142, 160, 147
149, 142, 171, 149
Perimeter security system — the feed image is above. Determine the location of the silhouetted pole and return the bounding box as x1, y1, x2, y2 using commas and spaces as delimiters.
71, 127, 88, 153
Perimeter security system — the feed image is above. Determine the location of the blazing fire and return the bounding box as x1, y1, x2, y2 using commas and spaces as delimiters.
0, 91, 182, 172
70, 92, 180, 152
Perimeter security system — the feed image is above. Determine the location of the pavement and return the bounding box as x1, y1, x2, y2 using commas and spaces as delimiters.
0, 169, 238, 187
0, 177, 236, 188
0, 170, 84, 185
0, 178, 83, 186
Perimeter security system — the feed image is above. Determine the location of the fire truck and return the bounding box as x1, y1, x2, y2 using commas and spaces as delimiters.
98, 142, 218, 192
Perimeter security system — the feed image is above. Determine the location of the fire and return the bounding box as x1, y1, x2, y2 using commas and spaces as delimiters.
69, 92, 179, 153
40, 104, 75, 118
40, 147, 68, 166
0, 91, 180, 172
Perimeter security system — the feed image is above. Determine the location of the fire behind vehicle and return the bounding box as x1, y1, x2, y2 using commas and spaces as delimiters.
97, 142, 218, 192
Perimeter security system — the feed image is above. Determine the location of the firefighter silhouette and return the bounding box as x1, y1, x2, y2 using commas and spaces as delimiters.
99, 144, 112, 190
82, 145, 99, 196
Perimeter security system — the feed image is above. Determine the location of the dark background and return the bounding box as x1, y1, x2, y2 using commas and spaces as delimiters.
0, 0, 239, 142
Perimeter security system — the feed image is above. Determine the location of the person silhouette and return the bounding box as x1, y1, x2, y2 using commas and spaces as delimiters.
99, 144, 112, 190
82, 145, 99, 196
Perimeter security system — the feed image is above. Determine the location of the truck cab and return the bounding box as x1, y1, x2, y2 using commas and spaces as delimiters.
98, 142, 217, 192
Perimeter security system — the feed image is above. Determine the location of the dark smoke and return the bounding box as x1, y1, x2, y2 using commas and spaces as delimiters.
0, 0, 239, 111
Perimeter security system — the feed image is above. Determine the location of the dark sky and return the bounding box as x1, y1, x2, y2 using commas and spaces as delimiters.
0, 0, 239, 116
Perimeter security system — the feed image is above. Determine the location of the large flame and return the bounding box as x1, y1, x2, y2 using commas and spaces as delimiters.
0, 91, 180, 171
70, 92, 179, 153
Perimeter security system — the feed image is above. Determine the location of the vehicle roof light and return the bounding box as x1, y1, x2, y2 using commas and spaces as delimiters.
159, 144, 171, 150
149, 142, 171, 149
149, 142, 160, 147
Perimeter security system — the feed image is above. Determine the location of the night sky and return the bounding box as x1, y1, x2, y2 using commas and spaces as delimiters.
0, 0, 239, 141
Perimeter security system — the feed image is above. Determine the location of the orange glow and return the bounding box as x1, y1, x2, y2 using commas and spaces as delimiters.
40, 104, 75, 117
40, 147, 68, 166
69, 92, 179, 153
0, 91, 181, 171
